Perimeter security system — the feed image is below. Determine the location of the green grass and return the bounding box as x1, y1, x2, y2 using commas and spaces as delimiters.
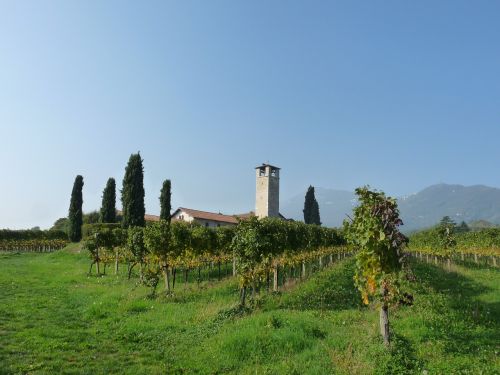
0, 245, 498, 374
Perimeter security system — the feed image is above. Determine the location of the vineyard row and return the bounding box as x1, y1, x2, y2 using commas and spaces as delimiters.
0, 239, 68, 252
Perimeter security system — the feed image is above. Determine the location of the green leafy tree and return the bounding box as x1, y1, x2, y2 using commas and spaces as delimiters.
121, 153, 145, 228
68, 175, 84, 242
456, 221, 470, 233
343, 187, 408, 347
438, 216, 457, 268
100, 178, 116, 223
438, 216, 457, 249
83, 211, 100, 224
303, 186, 321, 225
51, 218, 69, 233
159, 179, 172, 222
439, 216, 456, 229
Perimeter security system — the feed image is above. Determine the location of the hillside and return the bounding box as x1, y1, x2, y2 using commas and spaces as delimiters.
281, 184, 500, 232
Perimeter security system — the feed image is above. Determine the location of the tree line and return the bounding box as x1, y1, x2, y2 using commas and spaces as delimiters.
67, 152, 325, 242
67, 152, 160, 241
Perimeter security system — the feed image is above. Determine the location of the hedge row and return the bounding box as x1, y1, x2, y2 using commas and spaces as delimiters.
410, 227, 500, 252
0, 239, 68, 252
82, 223, 122, 239
0, 229, 67, 241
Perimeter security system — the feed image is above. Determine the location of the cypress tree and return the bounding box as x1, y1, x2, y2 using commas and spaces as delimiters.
456, 220, 470, 233
159, 179, 172, 222
121, 153, 145, 228
68, 175, 84, 242
303, 185, 321, 225
100, 178, 116, 223
311, 199, 321, 226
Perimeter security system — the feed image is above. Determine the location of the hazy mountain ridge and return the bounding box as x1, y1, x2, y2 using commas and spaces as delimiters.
281, 184, 500, 232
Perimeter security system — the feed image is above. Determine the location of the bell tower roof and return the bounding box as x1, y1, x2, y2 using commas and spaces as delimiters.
255, 163, 280, 170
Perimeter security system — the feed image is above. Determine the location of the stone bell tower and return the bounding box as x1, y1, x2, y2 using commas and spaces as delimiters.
255, 163, 280, 218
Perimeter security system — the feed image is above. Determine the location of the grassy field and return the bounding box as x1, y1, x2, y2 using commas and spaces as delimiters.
0, 245, 498, 374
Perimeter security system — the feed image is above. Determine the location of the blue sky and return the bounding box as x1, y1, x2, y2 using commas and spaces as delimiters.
1, 1, 499, 229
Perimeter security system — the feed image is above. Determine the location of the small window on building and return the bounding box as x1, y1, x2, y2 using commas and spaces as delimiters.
217, 223, 221, 227
271, 169, 276, 177
205, 222, 209, 227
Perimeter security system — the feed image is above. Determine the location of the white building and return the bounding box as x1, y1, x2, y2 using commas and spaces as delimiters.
171, 207, 250, 227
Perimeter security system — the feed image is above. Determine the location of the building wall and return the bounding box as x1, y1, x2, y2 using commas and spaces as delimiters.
255, 165, 280, 218
255, 171, 269, 218
172, 210, 236, 227
172, 211, 194, 223
268, 174, 279, 217
196, 219, 235, 228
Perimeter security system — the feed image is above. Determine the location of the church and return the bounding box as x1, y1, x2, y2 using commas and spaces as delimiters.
169, 163, 285, 227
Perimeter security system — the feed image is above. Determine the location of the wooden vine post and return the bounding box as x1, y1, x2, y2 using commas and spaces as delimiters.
273, 264, 279, 291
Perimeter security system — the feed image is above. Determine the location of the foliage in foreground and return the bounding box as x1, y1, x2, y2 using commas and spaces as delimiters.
0, 248, 497, 374
344, 187, 409, 346
82, 218, 346, 302
231, 217, 344, 305
410, 227, 500, 257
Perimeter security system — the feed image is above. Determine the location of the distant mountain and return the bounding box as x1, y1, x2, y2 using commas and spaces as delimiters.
281, 184, 500, 233
397, 184, 500, 232
468, 220, 498, 230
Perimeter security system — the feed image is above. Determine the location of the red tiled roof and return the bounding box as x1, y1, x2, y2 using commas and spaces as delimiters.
117, 209, 286, 224
175, 207, 239, 224
144, 213, 160, 222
